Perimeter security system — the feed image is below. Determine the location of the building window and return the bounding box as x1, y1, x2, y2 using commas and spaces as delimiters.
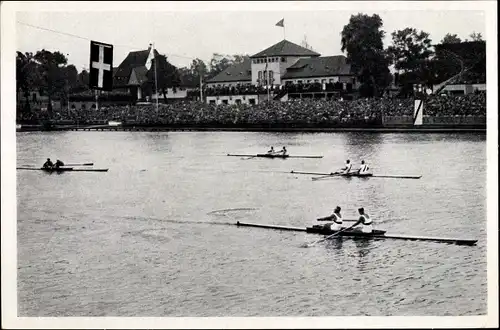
222, 100, 228, 105
249, 98, 256, 105
209, 100, 216, 105
298, 80, 303, 84
258, 71, 262, 81
307, 80, 311, 83
329, 79, 334, 83
269, 70, 274, 84
321, 79, 326, 84
235, 99, 242, 105
281, 57, 286, 62
314, 79, 319, 83
81, 104, 86, 110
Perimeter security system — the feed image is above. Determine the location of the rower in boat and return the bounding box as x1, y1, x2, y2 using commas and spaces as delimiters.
279, 146, 287, 155
42, 158, 54, 169
357, 160, 370, 175
317, 206, 343, 231
267, 146, 275, 154
54, 159, 65, 169
339, 159, 352, 174
351, 207, 373, 233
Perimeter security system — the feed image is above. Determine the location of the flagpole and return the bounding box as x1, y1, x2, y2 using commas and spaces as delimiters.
153, 43, 159, 112
266, 55, 270, 103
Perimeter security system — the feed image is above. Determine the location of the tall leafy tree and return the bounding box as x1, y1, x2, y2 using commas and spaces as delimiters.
33, 49, 68, 112
469, 31, 483, 41
387, 28, 433, 96
341, 13, 391, 97
16, 51, 41, 113
441, 33, 462, 44
146, 55, 181, 102
207, 53, 249, 79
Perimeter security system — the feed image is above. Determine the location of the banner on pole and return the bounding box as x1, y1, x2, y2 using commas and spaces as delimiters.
89, 40, 113, 91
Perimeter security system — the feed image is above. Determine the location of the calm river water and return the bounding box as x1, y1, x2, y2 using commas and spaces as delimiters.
16, 131, 487, 316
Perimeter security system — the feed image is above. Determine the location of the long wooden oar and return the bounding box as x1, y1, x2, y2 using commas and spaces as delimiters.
290, 170, 333, 175
317, 218, 357, 222
65, 163, 94, 166
371, 175, 422, 179
311, 172, 342, 181
302, 223, 359, 248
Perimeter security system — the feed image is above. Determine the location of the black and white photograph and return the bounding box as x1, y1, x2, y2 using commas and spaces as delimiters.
1, 1, 498, 328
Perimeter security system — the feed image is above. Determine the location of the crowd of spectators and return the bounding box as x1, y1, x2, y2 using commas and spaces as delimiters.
17, 91, 485, 127
425, 91, 486, 117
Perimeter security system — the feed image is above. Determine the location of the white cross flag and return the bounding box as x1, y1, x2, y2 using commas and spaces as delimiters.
89, 40, 113, 91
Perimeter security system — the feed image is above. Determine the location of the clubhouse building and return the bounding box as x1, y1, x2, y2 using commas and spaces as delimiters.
205, 39, 358, 105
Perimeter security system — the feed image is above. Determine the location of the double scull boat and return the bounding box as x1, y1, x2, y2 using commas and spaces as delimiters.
235, 221, 477, 246
228, 154, 323, 159
290, 170, 422, 180
17, 167, 108, 172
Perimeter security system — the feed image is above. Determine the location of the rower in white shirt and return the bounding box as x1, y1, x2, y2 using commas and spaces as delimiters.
352, 207, 373, 233
317, 206, 343, 231
340, 159, 352, 174
357, 160, 370, 174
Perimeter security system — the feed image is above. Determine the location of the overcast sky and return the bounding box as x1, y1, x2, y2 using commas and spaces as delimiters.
13, 2, 488, 71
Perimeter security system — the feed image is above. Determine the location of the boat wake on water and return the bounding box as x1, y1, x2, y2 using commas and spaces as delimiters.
207, 208, 258, 216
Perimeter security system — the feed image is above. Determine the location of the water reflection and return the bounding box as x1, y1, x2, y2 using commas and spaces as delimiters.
353, 238, 373, 272
325, 237, 343, 250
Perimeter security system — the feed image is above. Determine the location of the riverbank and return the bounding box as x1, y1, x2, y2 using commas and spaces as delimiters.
16, 123, 486, 133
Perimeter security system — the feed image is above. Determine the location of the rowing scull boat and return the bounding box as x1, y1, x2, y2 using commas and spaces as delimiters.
235, 221, 477, 246
228, 154, 323, 159
290, 170, 422, 180
17, 167, 108, 172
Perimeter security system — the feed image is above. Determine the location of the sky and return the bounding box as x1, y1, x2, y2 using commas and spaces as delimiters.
11, 1, 488, 72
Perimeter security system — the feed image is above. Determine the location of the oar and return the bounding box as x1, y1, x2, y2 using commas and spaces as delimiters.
371, 175, 422, 179
301, 222, 358, 248
65, 162, 94, 166
317, 218, 357, 222
290, 170, 333, 176
311, 172, 342, 181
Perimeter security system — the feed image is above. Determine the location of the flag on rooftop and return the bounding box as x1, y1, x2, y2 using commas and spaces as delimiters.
145, 44, 155, 70
276, 18, 284, 27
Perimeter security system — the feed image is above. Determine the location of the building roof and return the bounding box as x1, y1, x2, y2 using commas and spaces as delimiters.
281, 56, 352, 80
113, 48, 158, 87
206, 59, 252, 84
251, 39, 320, 58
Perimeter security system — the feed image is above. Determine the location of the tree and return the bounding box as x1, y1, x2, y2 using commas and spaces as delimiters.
387, 28, 434, 96
207, 53, 249, 79
16, 51, 41, 114
146, 55, 181, 103
341, 13, 391, 97
469, 31, 483, 41
33, 49, 68, 112
441, 33, 462, 44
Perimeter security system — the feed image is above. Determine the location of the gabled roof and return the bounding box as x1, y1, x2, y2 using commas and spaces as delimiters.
251, 39, 320, 58
128, 67, 149, 86
113, 48, 158, 86
206, 59, 252, 84
281, 56, 352, 79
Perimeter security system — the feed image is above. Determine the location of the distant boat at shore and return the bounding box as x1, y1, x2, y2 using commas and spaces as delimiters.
108, 121, 122, 127
16, 124, 22, 130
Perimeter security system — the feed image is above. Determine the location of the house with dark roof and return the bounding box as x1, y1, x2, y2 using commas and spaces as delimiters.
205, 39, 356, 105
113, 48, 158, 99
